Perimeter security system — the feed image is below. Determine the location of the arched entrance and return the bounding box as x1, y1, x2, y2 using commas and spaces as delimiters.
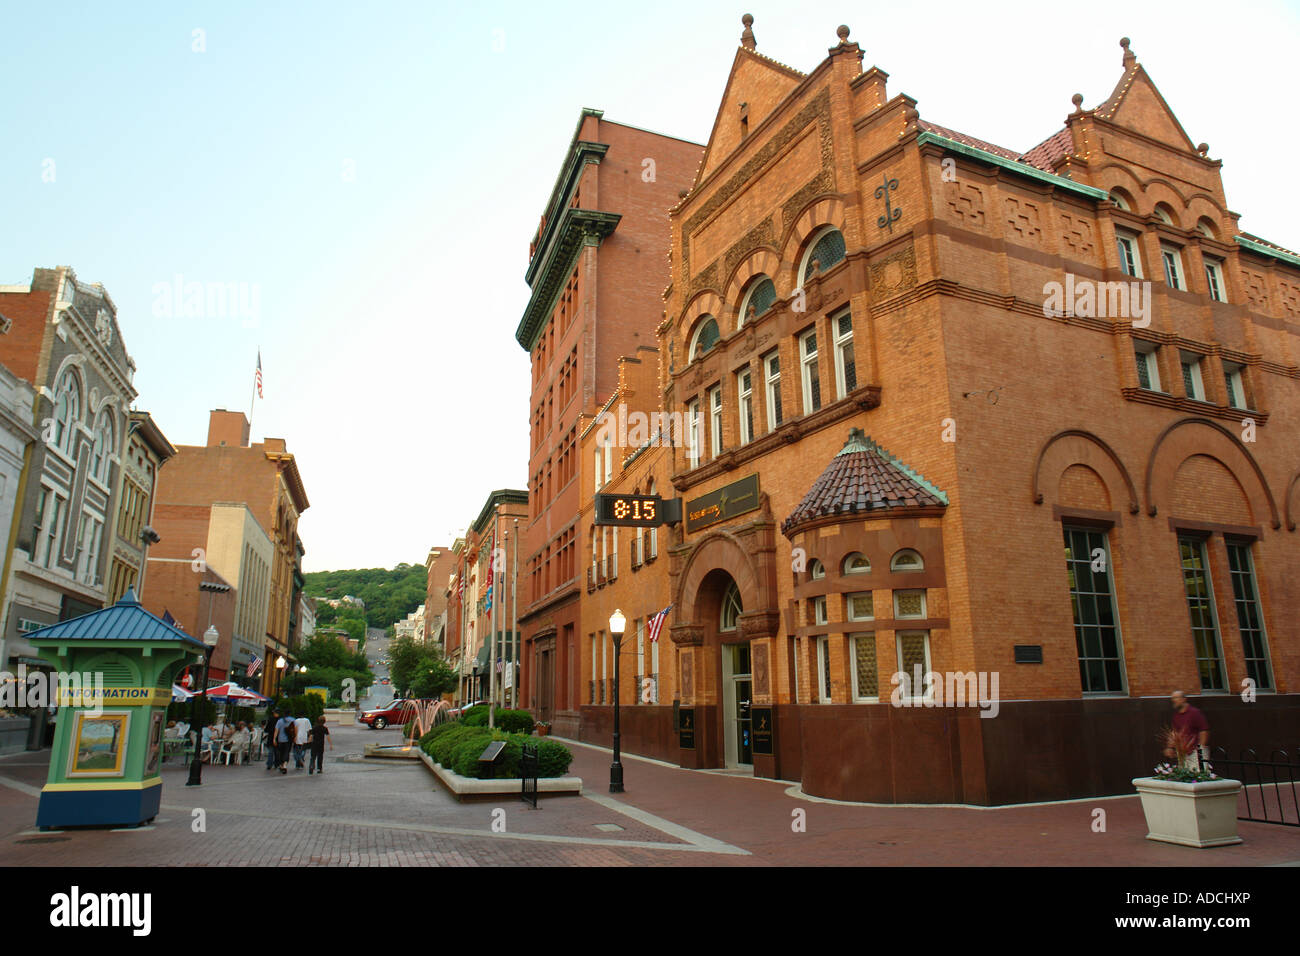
669, 515, 780, 772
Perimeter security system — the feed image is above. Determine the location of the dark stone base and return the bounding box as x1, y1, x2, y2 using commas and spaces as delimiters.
574, 694, 1300, 805
36, 779, 163, 829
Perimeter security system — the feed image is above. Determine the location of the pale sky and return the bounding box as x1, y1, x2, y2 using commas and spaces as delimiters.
3, 0, 1297, 572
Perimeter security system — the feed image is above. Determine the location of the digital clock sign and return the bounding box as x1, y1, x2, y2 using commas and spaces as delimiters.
594, 493, 682, 527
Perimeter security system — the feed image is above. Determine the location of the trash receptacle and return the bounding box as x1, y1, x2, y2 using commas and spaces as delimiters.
26, 711, 46, 750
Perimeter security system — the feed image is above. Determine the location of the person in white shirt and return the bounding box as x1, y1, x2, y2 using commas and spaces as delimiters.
292, 714, 312, 770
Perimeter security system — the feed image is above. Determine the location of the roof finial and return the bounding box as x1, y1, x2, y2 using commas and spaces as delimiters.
741, 13, 755, 50
836, 24, 851, 43
1071, 93, 1084, 114
1120, 36, 1136, 68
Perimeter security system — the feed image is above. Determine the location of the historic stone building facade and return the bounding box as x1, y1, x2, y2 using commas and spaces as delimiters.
571, 20, 1299, 804
0, 268, 138, 659
105, 410, 175, 606
515, 109, 703, 736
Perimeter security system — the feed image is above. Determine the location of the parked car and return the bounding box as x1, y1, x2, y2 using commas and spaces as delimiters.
447, 700, 487, 720
380, 677, 390, 685
360, 698, 438, 730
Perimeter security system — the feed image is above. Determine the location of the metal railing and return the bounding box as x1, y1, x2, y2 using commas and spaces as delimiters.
1209, 747, 1300, 827
520, 742, 539, 809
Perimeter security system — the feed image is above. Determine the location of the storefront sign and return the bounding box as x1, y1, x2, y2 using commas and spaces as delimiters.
751, 707, 774, 756
678, 707, 695, 749
685, 474, 760, 534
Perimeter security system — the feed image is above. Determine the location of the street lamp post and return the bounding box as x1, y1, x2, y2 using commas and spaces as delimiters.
608, 609, 626, 793
185, 624, 220, 787
275, 655, 286, 697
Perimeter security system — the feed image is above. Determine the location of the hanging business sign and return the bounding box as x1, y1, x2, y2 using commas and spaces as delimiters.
685, 474, 760, 534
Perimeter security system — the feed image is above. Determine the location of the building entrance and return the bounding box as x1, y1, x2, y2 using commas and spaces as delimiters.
721, 642, 752, 768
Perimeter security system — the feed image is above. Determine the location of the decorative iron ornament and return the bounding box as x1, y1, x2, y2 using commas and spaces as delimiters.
876, 174, 901, 232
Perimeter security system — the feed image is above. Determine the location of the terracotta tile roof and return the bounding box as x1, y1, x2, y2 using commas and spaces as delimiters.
781, 428, 947, 536
917, 120, 1021, 161
1020, 127, 1074, 171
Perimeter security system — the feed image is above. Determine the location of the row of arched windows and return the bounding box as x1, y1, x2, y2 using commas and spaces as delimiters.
807, 548, 924, 581
687, 226, 849, 362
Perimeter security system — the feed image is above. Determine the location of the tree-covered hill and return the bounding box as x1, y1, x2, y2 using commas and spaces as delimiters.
304, 563, 427, 631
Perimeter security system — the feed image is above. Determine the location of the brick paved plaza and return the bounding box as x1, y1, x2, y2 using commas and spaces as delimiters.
0, 722, 1296, 867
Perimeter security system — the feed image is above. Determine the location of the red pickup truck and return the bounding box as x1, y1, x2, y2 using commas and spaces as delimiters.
360, 699, 433, 730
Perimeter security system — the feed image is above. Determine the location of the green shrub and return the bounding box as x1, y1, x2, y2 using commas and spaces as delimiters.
418, 720, 463, 748
450, 731, 517, 778
421, 724, 572, 779
461, 707, 533, 733
424, 725, 491, 767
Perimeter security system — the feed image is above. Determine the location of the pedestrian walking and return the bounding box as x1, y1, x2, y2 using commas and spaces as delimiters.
263, 709, 280, 770
292, 713, 312, 770
1165, 690, 1211, 770
274, 710, 296, 774
307, 717, 331, 774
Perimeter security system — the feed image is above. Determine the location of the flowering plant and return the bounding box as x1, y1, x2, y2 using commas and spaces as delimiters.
1152, 725, 1217, 782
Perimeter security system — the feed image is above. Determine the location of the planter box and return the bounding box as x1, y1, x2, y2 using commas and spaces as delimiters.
418, 749, 582, 802
1132, 776, 1243, 848
0, 716, 32, 756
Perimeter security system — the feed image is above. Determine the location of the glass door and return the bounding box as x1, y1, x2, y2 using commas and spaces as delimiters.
723, 644, 753, 767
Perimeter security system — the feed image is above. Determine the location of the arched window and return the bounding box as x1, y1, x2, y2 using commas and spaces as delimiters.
801, 228, 846, 283
1109, 189, 1133, 211
689, 316, 720, 361
91, 408, 114, 482
720, 580, 742, 631
843, 552, 871, 575
53, 369, 81, 453
809, 559, 825, 581
1153, 203, 1177, 227
1196, 218, 1218, 240
890, 549, 924, 572
737, 276, 777, 328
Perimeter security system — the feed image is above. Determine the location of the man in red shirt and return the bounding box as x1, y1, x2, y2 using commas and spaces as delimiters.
1166, 690, 1210, 770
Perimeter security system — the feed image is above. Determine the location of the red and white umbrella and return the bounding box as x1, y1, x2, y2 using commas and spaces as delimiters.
202, 682, 270, 703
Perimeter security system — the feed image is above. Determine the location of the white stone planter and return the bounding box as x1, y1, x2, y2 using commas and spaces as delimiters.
1132, 776, 1243, 848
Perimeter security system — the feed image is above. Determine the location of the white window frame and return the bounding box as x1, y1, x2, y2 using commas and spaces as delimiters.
1134, 342, 1162, 392
737, 368, 754, 446
832, 309, 855, 400
1204, 257, 1226, 302
843, 553, 870, 575
763, 350, 782, 432
809, 559, 825, 581
800, 226, 844, 283
799, 328, 821, 415
1180, 351, 1206, 401
811, 595, 827, 626
847, 591, 874, 622
890, 549, 924, 572
686, 399, 701, 469
850, 633, 878, 703
815, 635, 832, 703
1223, 363, 1247, 410
893, 588, 927, 620
737, 276, 775, 329
689, 316, 719, 362
708, 385, 722, 458
895, 630, 933, 702
1161, 244, 1185, 290
636, 618, 645, 701
1116, 231, 1142, 278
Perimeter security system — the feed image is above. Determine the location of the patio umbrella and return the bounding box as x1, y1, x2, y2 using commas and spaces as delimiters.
172, 683, 194, 701
203, 682, 269, 703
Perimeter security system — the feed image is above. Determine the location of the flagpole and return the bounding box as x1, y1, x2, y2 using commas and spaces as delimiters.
249, 347, 259, 432
511, 518, 518, 711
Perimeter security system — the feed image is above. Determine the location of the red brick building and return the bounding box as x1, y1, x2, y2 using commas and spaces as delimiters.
572, 20, 1298, 805
515, 110, 703, 735
150, 410, 308, 694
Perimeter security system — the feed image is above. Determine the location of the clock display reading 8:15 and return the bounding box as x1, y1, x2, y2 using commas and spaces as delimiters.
613, 497, 655, 522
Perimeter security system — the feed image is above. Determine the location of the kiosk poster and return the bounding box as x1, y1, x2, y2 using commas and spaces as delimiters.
67, 712, 130, 777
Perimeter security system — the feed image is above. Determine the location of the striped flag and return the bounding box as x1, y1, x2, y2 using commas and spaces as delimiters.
247, 654, 263, 677
255, 351, 263, 398
647, 604, 673, 643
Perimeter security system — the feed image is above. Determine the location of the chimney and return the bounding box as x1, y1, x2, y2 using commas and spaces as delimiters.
207, 409, 250, 448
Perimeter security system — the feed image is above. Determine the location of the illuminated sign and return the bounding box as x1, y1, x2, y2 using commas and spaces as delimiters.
594, 494, 682, 527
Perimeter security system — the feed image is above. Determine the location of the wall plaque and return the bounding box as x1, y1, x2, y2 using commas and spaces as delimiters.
678, 707, 695, 749
751, 707, 774, 756
1014, 644, 1044, 664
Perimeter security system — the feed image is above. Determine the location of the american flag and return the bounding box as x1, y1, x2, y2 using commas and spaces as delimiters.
647, 604, 673, 643
247, 654, 263, 677
255, 351, 263, 398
